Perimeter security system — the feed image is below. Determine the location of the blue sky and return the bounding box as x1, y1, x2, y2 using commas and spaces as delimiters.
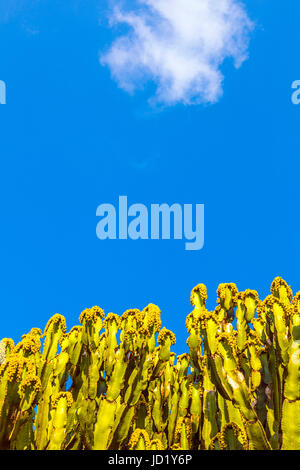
0, 0, 299, 354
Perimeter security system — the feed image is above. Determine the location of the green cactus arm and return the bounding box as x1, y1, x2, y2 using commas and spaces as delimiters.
271, 277, 293, 306
151, 381, 163, 432
167, 378, 180, 447
284, 310, 300, 401
103, 312, 120, 377
150, 438, 165, 450
93, 397, 118, 449
47, 392, 73, 450
97, 344, 154, 449
157, 328, 176, 362
208, 433, 222, 450
105, 346, 127, 402
210, 333, 271, 450
243, 419, 271, 450
226, 399, 246, 430
125, 351, 154, 406
134, 395, 152, 435
174, 417, 192, 450
243, 290, 259, 323
67, 326, 83, 366
235, 293, 248, 351
0, 354, 28, 448
201, 389, 218, 449
281, 400, 300, 450
79, 306, 104, 351
110, 405, 136, 449
34, 382, 52, 449
216, 283, 238, 322
128, 429, 151, 450
87, 354, 101, 400
5, 374, 41, 449
11, 416, 35, 450
266, 347, 283, 432
177, 376, 191, 418
42, 314, 67, 365
142, 304, 162, 351
207, 355, 233, 401
190, 284, 207, 315
190, 382, 203, 439
212, 422, 248, 450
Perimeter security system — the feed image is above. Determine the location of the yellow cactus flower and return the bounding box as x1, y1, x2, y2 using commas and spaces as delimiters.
128, 429, 151, 450
190, 283, 207, 308
52, 391, 73, 409
271, 277, 293, 303
157, 327, 176, 346
44, 313, 67, 335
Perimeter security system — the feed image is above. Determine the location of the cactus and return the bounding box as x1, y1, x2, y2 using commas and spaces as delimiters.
1, 277, 300, 450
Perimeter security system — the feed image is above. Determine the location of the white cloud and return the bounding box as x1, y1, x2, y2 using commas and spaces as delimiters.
101, 0, 254, 106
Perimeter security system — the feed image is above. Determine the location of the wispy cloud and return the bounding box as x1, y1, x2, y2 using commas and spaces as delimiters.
101, 0, 254, 106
